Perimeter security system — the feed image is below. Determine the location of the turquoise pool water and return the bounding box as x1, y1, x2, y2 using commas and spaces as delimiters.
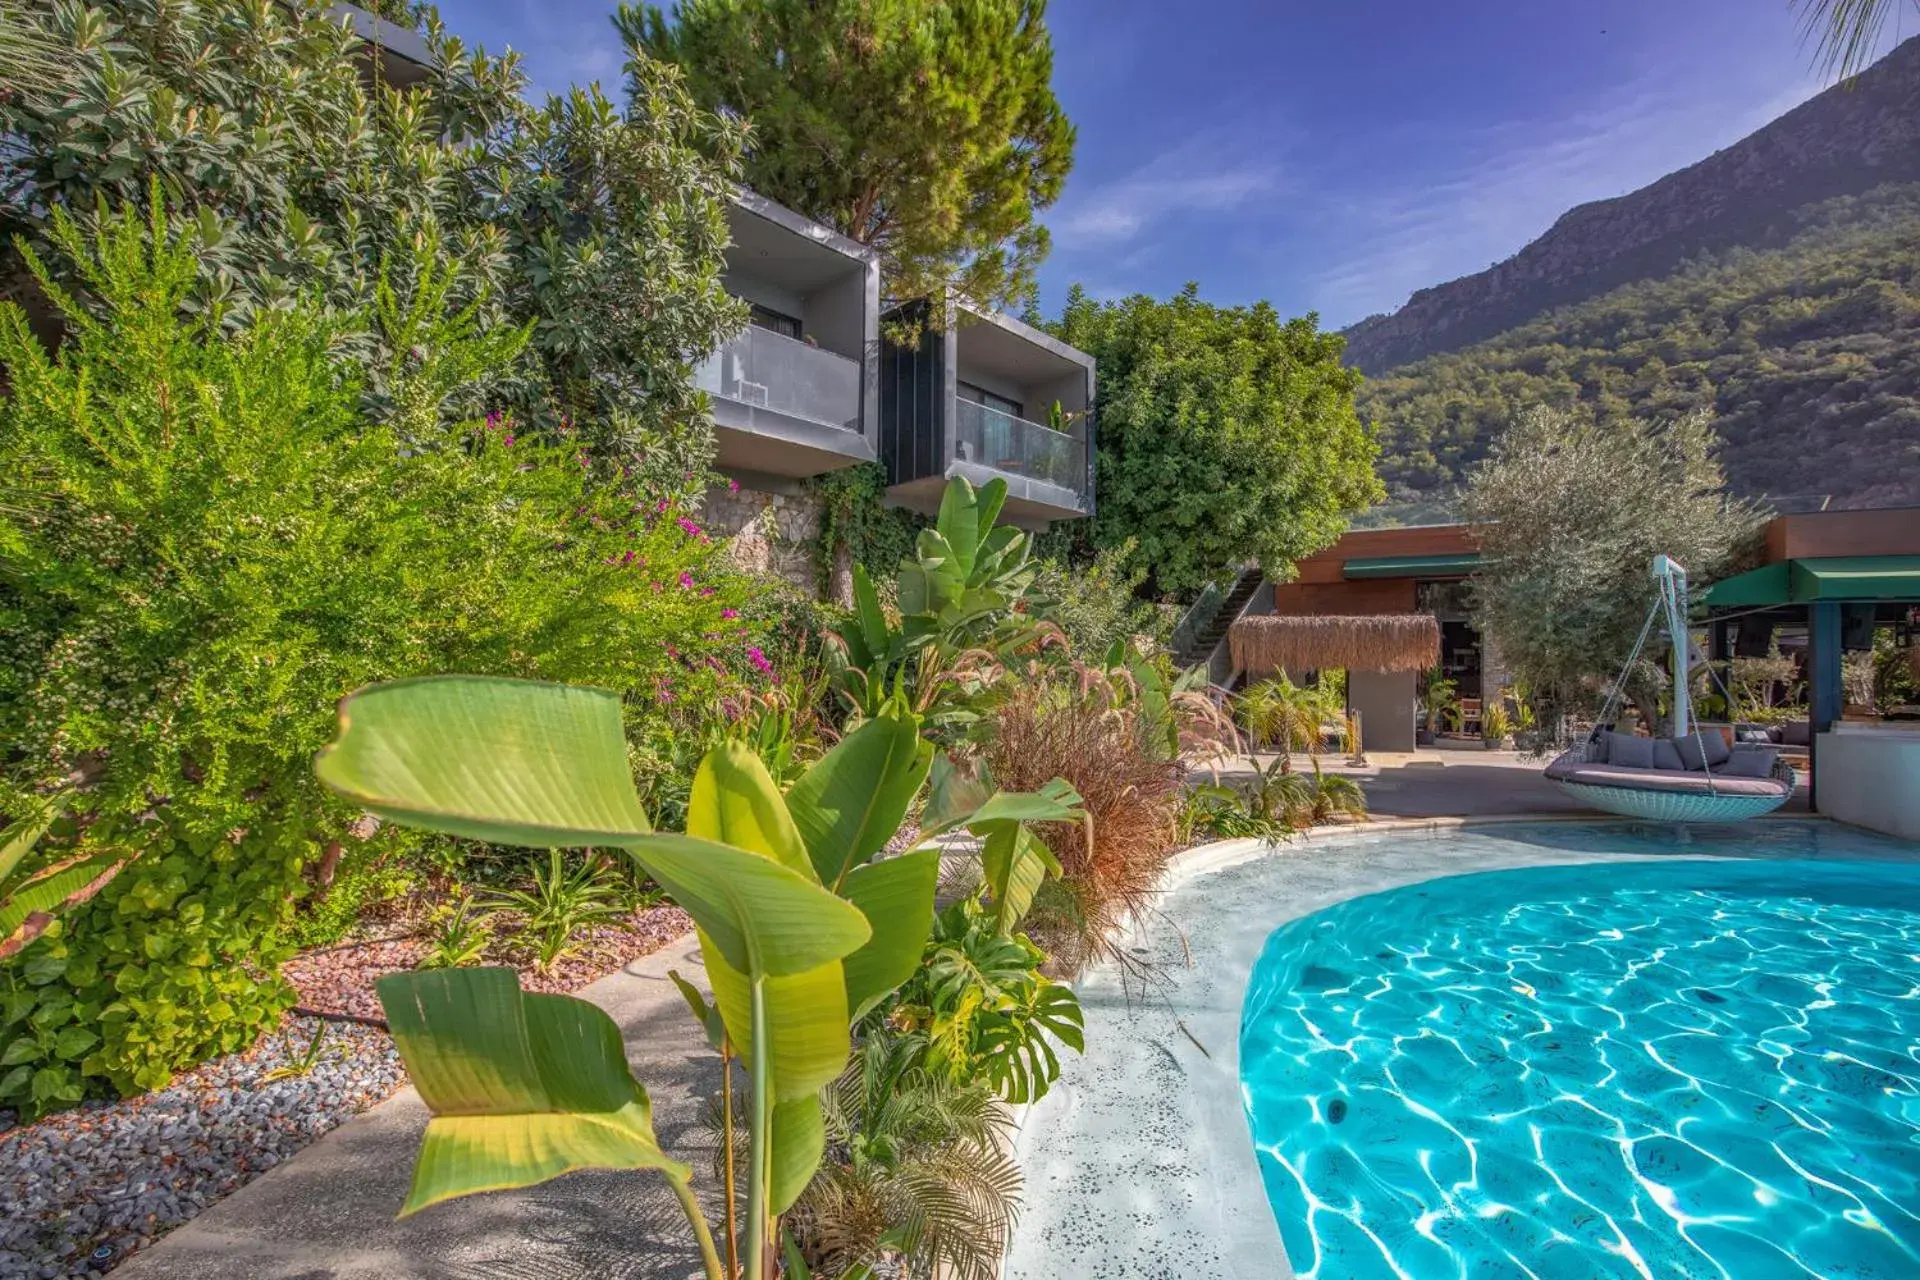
1241, 853, 1920, 1279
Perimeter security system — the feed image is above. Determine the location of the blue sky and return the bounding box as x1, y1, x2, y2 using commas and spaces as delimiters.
442, 0, 1907, 328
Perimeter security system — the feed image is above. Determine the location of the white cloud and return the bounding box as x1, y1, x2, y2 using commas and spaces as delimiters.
1298, 58, 1834, 325
1051, 152, 1281, 246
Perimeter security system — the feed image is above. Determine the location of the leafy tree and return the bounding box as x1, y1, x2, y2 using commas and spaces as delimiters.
629, 0, 1075, 313
1055, 284, 1382, 595
0, 0, 745, 457
1460, 407, 1766, 746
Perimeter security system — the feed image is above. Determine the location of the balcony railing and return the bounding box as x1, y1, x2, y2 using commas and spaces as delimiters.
695, 326, 861, 433
952, 399, 1086, 494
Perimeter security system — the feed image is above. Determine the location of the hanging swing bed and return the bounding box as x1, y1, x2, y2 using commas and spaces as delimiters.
1544, 556, 1797, 822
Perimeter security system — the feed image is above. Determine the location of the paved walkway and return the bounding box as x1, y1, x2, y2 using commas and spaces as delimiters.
117, 935, 721, 1280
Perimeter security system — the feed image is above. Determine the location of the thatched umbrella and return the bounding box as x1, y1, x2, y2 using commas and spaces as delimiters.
1230, 614, 1440, 676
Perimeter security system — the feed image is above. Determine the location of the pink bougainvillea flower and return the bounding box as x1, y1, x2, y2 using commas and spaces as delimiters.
746, 646, 774, 676
502, 434, 515, 447
622, 550, 636, 565
678, 572, 695, 590
727, 478, 740, 493
721, 608, 739, 620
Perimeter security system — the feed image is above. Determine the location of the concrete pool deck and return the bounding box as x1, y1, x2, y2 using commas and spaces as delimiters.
999, 816, 1920, 1280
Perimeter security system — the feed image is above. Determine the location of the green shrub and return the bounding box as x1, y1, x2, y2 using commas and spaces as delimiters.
1, 823, 304, 1109
283, 845, 421, 951
0, 0, 745, 450
1030, 537, 1167, 658
0, 201, 756, 1114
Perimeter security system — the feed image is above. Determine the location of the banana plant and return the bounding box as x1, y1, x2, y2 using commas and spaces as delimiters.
920, 754, 1082, 937
829, 476, 1052, 733
896, 475, 1039, 634
1, 796, 133, 961
314, 675, 1076, 1279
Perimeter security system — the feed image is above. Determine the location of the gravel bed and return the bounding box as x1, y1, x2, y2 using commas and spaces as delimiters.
0, 1014, 405, 1279
1, 905, 695, 1278
283, 902, 695, 1021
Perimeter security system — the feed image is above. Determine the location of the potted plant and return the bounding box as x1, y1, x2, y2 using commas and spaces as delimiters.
1417, 670, 1457, 746
1481, 700, 1514, 749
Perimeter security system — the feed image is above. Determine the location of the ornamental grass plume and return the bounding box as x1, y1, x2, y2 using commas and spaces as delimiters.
972, 662, 1194, 977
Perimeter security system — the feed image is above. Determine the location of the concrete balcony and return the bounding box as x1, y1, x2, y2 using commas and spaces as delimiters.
706, 191, 881, 485
880, 300, 1095, 528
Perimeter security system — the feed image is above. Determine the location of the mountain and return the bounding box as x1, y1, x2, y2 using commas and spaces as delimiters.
1341, 35, 1920, 375
1356, 184, 1920, 511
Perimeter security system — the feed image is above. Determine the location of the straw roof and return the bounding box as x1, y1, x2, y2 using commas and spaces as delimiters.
1229, 614, 1440, 675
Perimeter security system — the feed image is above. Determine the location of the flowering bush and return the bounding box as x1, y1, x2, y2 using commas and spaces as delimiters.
0, 202, 757, 1114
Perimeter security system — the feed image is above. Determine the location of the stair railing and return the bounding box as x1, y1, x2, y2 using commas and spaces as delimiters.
1170, 579, 1226, 659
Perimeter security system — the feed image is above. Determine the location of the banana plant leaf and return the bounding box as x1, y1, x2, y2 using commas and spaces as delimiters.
784, 705, 933, 887
376, 967, 689, 1216
837, 847, 941, 1020
669, 970, 727, 1054
315, 676, 869, 980
921, 757, 1083, 934
315, 676, 655, 846
685, 742, 855, 1212
978, 825, 1061, 936
0, 848, 130, 961
0, 798, 133, 961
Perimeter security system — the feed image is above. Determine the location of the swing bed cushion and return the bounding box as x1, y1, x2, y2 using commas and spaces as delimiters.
1544, 748, 1788, 797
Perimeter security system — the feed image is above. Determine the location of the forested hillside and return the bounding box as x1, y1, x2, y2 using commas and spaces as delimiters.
1356, 183, 1920, 510
1341, 35, 1920, 372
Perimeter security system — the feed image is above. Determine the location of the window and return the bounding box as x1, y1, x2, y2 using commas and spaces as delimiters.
747, 303, 802, 341
957, 380, 1023, 421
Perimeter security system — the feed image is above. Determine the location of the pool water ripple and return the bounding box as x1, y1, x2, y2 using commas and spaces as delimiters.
1240, 858, 1920, 1279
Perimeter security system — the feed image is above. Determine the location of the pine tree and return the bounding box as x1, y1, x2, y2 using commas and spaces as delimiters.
625, 0, 1075, 313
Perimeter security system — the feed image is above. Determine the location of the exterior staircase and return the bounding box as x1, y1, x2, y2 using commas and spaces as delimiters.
1171, 565, 1265, 674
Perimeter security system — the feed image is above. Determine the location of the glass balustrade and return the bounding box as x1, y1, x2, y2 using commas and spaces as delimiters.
951, 399, 1087, 493
694, 326, 862, 432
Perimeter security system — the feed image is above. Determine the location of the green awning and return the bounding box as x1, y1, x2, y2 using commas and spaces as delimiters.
1702, 556, 1920, 606
1342, 552, 1482, 579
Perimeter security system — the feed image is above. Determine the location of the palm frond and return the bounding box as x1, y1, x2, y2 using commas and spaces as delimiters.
1794, 0, 1910, 80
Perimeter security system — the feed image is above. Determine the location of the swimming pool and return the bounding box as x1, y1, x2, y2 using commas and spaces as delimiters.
1241, 856, 1920, 1279
1002, 819, 1920, 1280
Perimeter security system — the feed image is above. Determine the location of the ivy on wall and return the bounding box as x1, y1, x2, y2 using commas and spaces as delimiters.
811, 464, 921, 594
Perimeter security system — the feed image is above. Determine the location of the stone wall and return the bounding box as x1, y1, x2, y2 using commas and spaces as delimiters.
702, 482, 824, 596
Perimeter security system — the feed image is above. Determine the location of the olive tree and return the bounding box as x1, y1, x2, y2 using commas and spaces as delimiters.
1461, 407, 1766, 745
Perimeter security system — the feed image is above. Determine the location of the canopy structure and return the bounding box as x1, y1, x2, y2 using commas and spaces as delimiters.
1342, 552, 1483, 579
1702, 556, 1920, 606
1229, 614, 1440, 676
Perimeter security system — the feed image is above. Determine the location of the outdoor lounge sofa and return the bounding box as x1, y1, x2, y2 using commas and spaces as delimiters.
1545, 729, 1796, 820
